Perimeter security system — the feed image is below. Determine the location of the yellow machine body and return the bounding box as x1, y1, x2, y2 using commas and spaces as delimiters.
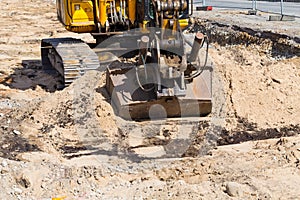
56, 0, 189, 33
57, 0, 136, 33
57, 0, 98, 32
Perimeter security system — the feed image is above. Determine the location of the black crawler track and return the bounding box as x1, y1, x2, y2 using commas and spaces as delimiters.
41, 38, 100, 86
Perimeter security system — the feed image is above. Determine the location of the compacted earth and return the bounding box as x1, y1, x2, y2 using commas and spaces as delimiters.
0, 0, 299, 199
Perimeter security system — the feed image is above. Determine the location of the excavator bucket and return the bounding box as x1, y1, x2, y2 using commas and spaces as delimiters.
106, 60, 213, 120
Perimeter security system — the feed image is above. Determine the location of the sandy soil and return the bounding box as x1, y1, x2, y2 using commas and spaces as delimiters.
0, 0, 299, 199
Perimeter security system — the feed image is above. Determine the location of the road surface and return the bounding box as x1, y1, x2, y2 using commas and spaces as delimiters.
194, 0, 300, 17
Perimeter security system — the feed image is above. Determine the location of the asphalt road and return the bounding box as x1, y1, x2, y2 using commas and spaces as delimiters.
194, 0, 300, 17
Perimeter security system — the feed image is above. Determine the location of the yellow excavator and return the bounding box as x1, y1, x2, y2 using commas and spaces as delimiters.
41, 0, 212, 120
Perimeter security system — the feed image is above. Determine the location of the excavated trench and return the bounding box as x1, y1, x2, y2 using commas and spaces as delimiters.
201, 20, 300, 58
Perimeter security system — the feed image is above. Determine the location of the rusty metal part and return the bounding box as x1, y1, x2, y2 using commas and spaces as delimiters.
188, 32, 204, 63
106, 61, 212, 120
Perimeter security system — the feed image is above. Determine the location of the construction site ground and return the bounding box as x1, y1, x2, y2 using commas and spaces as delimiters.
0, 0, 299, 199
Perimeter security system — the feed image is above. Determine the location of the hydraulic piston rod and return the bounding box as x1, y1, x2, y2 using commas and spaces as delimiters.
188, 32, 204, 63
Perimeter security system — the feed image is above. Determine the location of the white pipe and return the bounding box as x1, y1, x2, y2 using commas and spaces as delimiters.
113, 0, 119, 22
110, 2, 114, 23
